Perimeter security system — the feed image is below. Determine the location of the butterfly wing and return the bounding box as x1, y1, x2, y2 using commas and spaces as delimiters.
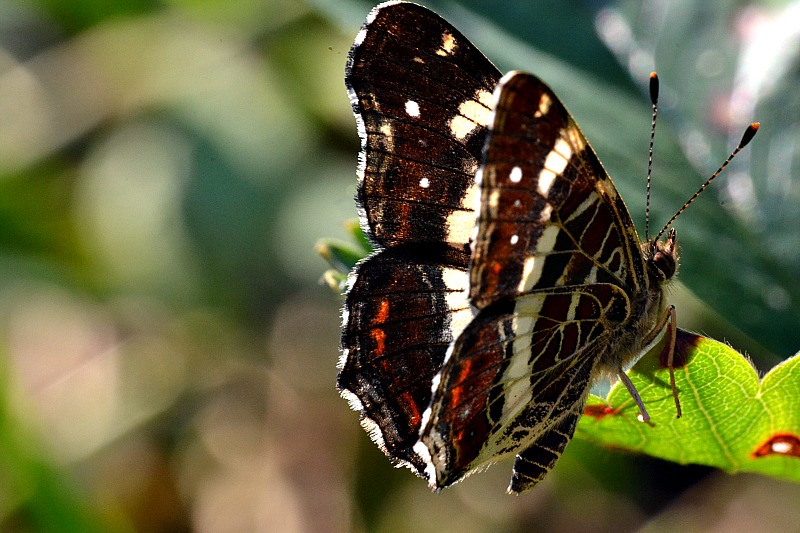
417, 71, 648, 491
347, 2, 500, 250
418, 284, 630, 490
509, 409, 581, 493
339, 2, 501, 475
470, 72, 647, 307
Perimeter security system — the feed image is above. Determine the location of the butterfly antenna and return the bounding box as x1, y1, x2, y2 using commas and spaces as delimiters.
645, 72, 659, 241
655, 122, 760, 242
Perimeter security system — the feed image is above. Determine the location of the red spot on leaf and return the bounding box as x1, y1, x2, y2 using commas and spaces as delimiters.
583, 404, 619, 420
753, 434, 800, 458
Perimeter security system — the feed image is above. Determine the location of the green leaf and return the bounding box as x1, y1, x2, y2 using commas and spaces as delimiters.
578, 329, 800, 483
345, 219, 373, 256
316, 238, 366, 275
315, 219, 373, 289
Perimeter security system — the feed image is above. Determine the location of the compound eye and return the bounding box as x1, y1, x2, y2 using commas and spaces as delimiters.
651, 250, 676, 280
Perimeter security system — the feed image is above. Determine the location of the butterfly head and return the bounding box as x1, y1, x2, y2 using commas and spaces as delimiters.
644, 228, 678, 282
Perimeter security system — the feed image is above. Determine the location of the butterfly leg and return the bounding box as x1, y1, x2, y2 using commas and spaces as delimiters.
663, 305, 680, 418
618, 371, 651, 423
508, 410, 580, 494
618, 304, 679, 423
645, 304, 679, 418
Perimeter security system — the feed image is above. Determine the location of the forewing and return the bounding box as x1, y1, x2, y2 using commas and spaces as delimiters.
470, 71, 647, 308
340, 2, 501, 475
346, 1, 501, 250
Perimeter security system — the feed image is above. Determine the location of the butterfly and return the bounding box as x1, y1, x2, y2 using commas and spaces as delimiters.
338, 1, 756, 494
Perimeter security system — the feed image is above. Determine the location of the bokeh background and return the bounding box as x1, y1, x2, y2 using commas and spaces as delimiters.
1, 0, 799, 531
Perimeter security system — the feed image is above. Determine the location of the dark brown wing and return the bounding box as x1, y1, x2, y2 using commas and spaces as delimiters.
418, 284, 629, 490
347, 2, 500, 250
509, 409, 581, 493
339, 2, 501, 475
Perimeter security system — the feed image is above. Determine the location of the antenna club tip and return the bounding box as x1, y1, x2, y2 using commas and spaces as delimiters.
649, 72, 659, 104
739, 122, 760, 148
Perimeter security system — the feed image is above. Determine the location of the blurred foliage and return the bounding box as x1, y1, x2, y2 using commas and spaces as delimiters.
0, 0, 798, 532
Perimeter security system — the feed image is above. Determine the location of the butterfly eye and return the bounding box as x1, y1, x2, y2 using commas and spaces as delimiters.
651, 249, 676, 280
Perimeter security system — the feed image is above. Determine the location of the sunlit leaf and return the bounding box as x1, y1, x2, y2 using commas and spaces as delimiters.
579, 330, 800, 483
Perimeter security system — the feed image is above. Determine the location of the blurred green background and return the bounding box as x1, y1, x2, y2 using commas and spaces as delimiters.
0, 0, 798, 531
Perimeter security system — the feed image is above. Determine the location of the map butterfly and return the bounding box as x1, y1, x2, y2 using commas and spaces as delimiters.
338, 1, 757, 493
